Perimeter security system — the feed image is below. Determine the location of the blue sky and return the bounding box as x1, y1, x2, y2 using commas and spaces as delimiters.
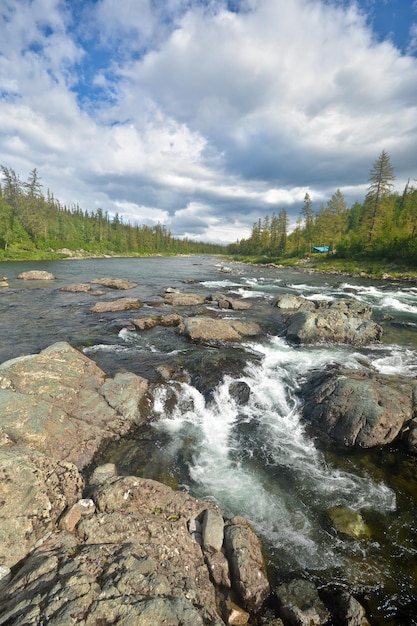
0, 0, 416, 243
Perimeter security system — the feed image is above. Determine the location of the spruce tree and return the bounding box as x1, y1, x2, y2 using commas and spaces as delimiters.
363, 150, 395, 243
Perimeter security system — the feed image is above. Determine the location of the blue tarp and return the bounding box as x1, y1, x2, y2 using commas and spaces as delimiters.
312, 246, 329, 253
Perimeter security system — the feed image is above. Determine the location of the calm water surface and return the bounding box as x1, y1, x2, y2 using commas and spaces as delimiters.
1, 256, 417, 624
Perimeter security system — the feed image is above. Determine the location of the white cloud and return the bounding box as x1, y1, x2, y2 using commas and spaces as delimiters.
0, 0, 416, 243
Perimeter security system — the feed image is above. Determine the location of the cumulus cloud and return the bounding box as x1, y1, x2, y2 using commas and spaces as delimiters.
0, 0, 416, 242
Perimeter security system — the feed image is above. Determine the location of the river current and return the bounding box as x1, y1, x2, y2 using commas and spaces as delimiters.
1, 256, 417, 624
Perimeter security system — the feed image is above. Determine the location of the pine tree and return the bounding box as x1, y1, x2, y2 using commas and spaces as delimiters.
363, 150, 395, 243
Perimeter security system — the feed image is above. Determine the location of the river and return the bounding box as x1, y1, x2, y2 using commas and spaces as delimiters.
1, 255, 417, 624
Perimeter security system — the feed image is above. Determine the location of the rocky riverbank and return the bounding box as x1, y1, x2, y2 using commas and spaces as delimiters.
1, 274, 416, 624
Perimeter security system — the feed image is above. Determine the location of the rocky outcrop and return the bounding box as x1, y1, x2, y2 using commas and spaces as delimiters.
179, 316, 261, 344
17, 270, 55, 280
0, 467, 271, 625
90, 297, 143, 312
0, 342, 149, 468
274, 295, 382, 345
301, 365, 415, 448
0, 446, 84, 567
90, 277, 138, 289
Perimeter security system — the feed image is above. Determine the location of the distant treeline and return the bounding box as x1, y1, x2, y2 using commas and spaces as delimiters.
0, 166, 224, 259
227, 151, 417, 265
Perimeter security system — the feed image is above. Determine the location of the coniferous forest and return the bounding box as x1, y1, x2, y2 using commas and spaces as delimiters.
227, 151, 417, 268
1, 152, 416, 267
0, 166, 224, 260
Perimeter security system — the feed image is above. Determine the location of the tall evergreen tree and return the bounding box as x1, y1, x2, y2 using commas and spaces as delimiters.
363, 150, 395, 243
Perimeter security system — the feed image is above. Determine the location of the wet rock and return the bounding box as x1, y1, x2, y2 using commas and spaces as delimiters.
0, 446, 83, 567
132, 316, 158, 330
275, 578, 330, 626
90, 277, 138, 289
222, 598, 250, 625
0, 342, 149, 468
406, 418, 417, 453
0, 277, 8, 288
164, 292, 206, 306
321, 587, 370, 626
326, 506, 371, 540
274, 294, 316, 311
179, 317, 261, 344
17, 270, 55, 280
159, 313, 183, 326
302, 365, 414, 448
276, 296, 382, 346
90, 297, 143, 312
60, 283, 91, 292
229, 381, 251, 405
224, 516, 270, 613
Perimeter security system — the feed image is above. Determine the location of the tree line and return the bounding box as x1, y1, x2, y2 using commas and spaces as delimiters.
228, 151, 417, 265
0, 166, 224, 258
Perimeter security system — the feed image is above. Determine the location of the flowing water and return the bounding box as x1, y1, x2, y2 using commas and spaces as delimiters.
1, 256, 417, 624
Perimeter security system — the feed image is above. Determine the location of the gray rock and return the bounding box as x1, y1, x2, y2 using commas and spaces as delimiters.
179, 317, 261, 343
90, 277, 138, 289
164, 292, 206, 306
224, 516, 270, 613
0, 342, 149, 468
90, 297, 143, 312
229, 381, 251, 405
0, 446, 83, 567
302, 366, 414, 448
17, 270, 55, 280
275, 578, 330, 626
60, 283, 91, 292
89, 462, 118, 486
201, 508, 225, 552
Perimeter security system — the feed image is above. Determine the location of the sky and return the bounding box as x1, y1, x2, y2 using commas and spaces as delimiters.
0, 0, 416, 244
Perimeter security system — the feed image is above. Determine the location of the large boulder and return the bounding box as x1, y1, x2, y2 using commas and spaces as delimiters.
179, 317, 261, 343
0, 446, 83, 568
275, 296, 382, 346
0, 342, 149, 468
301, 366, 415, 448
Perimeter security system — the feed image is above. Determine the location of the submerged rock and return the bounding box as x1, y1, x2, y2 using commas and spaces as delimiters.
60, 283, 91, 292
17, 270, 55, 280
301, 365, 414, 448
326, 506, 371, 540
275, 578, 330, 626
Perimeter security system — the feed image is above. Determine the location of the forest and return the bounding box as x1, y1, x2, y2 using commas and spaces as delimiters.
227, 151, 417, 267
0, 166, 224, 260
1, 152, 416, 266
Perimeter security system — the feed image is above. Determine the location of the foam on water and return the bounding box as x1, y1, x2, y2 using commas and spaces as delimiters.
152, 336, 396, 571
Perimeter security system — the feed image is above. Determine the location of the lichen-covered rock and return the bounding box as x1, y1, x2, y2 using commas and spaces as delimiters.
302, 365, 414, 448
0, 447, 83, 567
0, 342, 149, 468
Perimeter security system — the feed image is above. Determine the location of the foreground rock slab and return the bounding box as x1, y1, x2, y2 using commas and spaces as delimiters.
0, 342, 149, 468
